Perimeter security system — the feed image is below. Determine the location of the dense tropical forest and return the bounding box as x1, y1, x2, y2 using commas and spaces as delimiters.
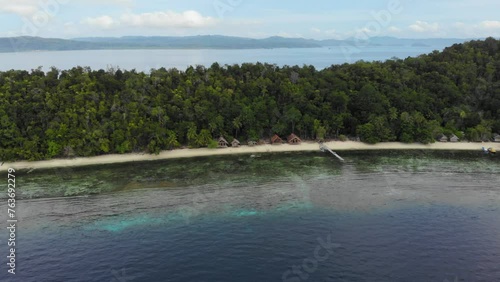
1, 38, 499, 161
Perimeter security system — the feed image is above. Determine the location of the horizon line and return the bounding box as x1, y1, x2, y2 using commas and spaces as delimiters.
0, 35, 488, 41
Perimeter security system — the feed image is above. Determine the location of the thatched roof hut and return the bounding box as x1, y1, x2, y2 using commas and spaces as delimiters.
271, 134, 283, 144
248, 141, 258, 146
218, 136, 229, 148
437, 134, 448, 142
449, 134, 459, 143
287, 133, 302, 145
494, 134, 500, 143
231, 138, 240, 147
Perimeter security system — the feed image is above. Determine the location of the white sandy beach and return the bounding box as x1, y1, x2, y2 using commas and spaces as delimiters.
1, 141, 498, 171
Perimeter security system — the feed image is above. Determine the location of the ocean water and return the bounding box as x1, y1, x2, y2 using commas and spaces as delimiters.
1, 151, 500, 281
0, 45, 449, 72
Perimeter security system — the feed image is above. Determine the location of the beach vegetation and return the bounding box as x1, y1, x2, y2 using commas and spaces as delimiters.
208, 140, 219, 149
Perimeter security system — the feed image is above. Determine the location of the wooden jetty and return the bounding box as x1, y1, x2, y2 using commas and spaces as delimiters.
319, 143, 345, 162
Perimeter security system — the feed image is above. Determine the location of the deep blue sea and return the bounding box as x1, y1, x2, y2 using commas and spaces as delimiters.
1, 151, 500, 281
0, 45, 450, 72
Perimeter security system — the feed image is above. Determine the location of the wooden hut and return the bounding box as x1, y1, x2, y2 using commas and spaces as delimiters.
248, 141, 258, 146
271, 134, 283, 145
494, 134, 500, 143
437, 134, 448, 142
218, 136, 229, 148
449, 134, 459, 143
231, 138, 240, 147
287, 133, 302, 145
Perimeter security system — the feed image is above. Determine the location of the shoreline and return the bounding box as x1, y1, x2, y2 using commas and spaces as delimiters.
1, 141, 497, 172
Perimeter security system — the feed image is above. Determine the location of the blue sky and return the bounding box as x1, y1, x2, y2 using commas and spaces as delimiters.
1, 0, 499, 39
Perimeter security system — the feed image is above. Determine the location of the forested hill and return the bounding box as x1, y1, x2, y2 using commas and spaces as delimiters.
1, 38, 499, 161
0, 36, 320, 52
0, 35, 467, 52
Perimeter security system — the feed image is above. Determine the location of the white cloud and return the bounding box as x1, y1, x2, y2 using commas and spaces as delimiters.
311, 27, 322, 34
0, 3, 37, 16
409, 21, 440, 33
480, 20, 500, 29
310, 28, 341, 39
324, 29, 337, 36
276, 31, 303, 38
0, 0, 132, 17
0, 0, 62, 16
449, 20, 500, 38
82, 15, 117, 29
80, 10, 218, 30
388, 26, 402, 33
89, 0, 132, 4
120, 10, 217, 28
357, 27, 372, 34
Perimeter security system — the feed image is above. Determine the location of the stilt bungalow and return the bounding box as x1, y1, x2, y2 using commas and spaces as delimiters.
437, 134, 448, 142
218, 136, 229, 148
271, 134, 283, 145
231, 138, 240, 147
287, 133, 302, 145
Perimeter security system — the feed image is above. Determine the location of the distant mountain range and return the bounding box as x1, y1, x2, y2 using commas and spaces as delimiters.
0, 35, 475, 53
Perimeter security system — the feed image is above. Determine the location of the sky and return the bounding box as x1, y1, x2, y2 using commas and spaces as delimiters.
0, 0, 499, 39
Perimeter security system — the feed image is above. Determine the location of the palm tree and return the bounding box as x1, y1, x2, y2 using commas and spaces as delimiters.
232, 117, 242, 138
165, 130, 180, 149
187, 125, 197, 146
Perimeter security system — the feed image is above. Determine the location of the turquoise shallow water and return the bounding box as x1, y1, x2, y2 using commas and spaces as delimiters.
1, 151, 500, 281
